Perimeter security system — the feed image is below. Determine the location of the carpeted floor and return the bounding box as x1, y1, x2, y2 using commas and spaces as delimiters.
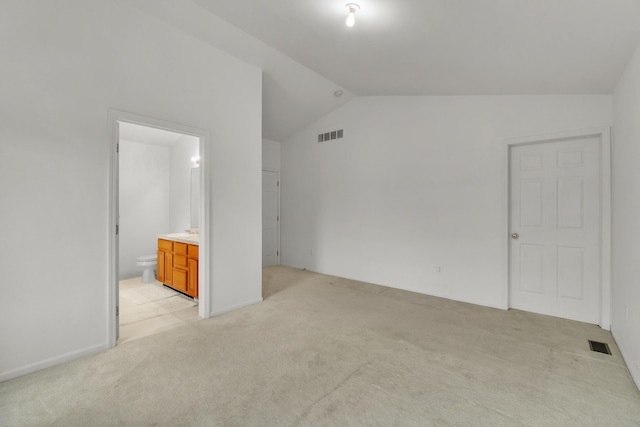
1, 266, 639, 426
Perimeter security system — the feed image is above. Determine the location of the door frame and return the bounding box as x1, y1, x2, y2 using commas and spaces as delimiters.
262, 168, 281, 266
108, 109, 211, 347
504, 127, 611, 329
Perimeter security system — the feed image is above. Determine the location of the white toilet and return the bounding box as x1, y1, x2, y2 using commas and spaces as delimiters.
136, 254, 157, 283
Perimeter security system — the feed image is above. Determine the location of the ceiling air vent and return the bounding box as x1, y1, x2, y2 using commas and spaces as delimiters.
318, 129, 344, 143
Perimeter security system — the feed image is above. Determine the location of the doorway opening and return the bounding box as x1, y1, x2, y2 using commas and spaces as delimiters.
262, 169, 280, 267
506, 127, 611, 329
108, 110, 211, 347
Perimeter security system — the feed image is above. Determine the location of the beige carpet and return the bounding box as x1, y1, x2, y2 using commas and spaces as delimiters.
1, 266, 639, 426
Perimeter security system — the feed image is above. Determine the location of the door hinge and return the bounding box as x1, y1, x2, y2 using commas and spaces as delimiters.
277, 216, 279, 222
277, 251, 279, 256
277, 181, 280, 187
116, 224, 119, 235
116, 143, 119, 154
116, 305, 119, 316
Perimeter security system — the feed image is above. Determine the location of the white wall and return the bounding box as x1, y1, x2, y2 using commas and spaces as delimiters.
118, 134, 198, 280
119, 140, 171, 279
169, 135, 199, 233
281, 96, 612, 309
0, 0, 262, 380
263, 139, 281, 171
121, 0, 357, 142
612, 42, 640, 387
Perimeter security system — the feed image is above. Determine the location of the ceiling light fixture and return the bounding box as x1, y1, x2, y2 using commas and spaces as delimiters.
345, 3, 360, 27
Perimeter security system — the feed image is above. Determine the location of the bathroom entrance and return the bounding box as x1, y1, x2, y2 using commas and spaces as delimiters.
108, 111, 210, 346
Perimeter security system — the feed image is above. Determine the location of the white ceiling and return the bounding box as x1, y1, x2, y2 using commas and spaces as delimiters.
124, 0, 640, 140
123, 0, 356, 141
192, 0, 640, 95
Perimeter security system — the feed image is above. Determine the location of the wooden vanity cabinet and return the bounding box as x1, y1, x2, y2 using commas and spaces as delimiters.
157, 239, 173, 285
164, 252, 173, 285
157, 248, 165, 282
157, 238, 198, 299
172, 268, 187, 293
187, 245, 198, 298
172, 242, 188, 293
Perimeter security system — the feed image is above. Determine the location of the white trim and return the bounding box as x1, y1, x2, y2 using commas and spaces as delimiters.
209, 297, 264, 317
107, 110, 118, 346
600, 128, 612, 331
0, 343, 108, 382
262, 168, 281, 266
108, 109, 212, 348
504, 127, 612, 330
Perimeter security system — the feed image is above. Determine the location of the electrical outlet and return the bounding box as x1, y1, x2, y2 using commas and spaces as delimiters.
436, 265, 441, 274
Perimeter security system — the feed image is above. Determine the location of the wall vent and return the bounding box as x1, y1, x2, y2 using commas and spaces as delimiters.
318, 129, 344, 143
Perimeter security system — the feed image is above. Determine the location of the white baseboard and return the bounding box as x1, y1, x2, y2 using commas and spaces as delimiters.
279, 263, 306, 270
209, 297, 263, 317
0, 343, 109, 383
611, 329, 640, 392
302, 267, 510, 312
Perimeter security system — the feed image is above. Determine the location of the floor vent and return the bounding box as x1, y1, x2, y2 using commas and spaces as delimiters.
588, 340, 612, 355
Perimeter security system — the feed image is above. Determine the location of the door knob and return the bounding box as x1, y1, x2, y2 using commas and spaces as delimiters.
511, 233, 519, 239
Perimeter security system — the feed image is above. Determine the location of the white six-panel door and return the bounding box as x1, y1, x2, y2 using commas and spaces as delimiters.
509, 136, 601, 324
262, 170, 280, 267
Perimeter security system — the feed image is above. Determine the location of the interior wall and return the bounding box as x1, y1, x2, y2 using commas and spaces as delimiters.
0, 0, 262, 381
612, 41, 640, 387
263, 139, 281, 171
281, 95, 612, 310
169, 135, 199, 233
119, 140, 171, 279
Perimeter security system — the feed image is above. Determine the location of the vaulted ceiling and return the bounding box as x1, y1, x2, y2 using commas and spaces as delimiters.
125, 0, 640, 140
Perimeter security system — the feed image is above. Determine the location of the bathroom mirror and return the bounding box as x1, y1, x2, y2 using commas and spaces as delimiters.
190, 167, 201, 229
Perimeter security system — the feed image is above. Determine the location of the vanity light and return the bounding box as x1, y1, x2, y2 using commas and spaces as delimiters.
345, 3, 360, 27
191, 155, 200, 167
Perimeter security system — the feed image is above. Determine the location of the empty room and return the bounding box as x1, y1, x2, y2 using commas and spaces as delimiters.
1, 0, 640, 425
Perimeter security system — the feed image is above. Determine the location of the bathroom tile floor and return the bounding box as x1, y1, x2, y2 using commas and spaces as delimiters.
118, 277, 199, 344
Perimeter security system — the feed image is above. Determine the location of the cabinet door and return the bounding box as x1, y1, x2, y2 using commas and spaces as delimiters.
165, 252, 173, 285
157, 250, 165, 283
174, 242, 188, 256
158, 239, 173, 252
188, 258, 198, 298
188, 244, 199, 260
172, 268, 187, 293
174, 255, 188, 269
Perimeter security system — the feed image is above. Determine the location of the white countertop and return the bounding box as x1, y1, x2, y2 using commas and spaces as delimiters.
158, 233, 199, 246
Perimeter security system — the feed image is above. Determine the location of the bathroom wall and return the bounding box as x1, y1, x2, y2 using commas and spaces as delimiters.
170, 134, 199, 233
118, 140, 171, 280
118, 133, 198, 280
